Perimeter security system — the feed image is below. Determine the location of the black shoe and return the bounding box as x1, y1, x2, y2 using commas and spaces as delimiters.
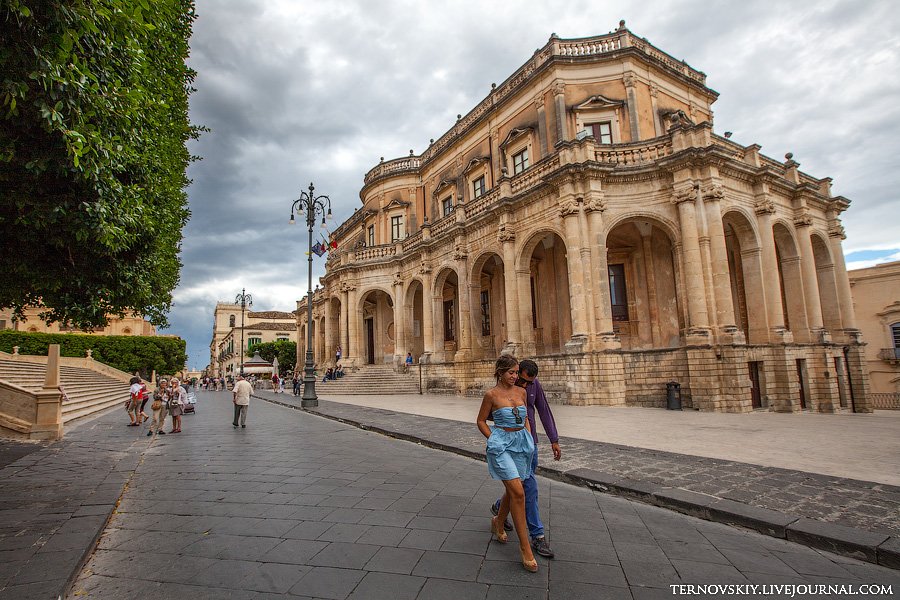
490, 500, 513, 531
157, 431, 165, 435
146, 430, 152, 436
241, 425, 246, 428
531, 536, 554, 559
233, 423, 238, 428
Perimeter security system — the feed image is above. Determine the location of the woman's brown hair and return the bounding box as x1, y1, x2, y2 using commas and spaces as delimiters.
493, 355, 518, 382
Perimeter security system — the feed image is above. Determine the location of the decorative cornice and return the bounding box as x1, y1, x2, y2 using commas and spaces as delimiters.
462, 156, 490, 175
499, 126, 535, 151
432, 178, 455, 199
573, 94, 625, 111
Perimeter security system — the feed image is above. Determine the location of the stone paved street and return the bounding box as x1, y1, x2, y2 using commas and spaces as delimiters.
35, 390, 895, 599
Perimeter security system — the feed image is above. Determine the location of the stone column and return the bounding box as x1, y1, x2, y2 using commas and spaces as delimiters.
499, 224, 521, 356
754, 196, 787, 341
393, 278, 406, 366
553, 81, 568, 144
454, 249, 472, 361
346, 285, 359, 367
586, 205, 618, 347
827, 220, 857, 331
794, 216, 826, 339
534, 96, 546, 161
340, 288, 350, 362
672, 183, 711, 341
636, 222, 661, 346
702, 183, 739, 339
324, 298, 335, 366
623, 72, 641, 140
560, 195, 588, 352
421, 270, 435, 360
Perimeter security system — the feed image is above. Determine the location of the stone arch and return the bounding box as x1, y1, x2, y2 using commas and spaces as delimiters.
811, 232, 841, 331
516, 225, 568, 269
772, 221, 806, 334
122, 328, 132, 335
519, 229, 573, 355
404, 278, 426, 360
357, 287, 395, 365
470, 251, 508, 358
606, 216, 682, 349
604, 210, 682, 247
722, 209, 767, 343
432, 266, 463, 361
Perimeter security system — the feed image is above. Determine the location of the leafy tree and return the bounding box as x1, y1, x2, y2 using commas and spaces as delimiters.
247, 340, 297, 376
0, 0, 202, 329
0, 330, 187, 376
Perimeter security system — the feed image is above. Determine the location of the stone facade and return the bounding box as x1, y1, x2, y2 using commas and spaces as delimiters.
848, 261, 900, 409
298, 24, 870, 413
0, 307, 156, 336
209, 304, 297, 378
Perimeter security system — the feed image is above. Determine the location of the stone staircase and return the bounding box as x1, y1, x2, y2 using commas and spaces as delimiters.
319, 363, 420, 395
0, 359, 130, 424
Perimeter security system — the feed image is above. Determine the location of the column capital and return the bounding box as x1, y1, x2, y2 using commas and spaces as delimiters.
552, 80, 566, 96
649, 82, 660, 98
559, 197, 580, 217
671, 183, 696, 205
754, 198, 776, 215
623, 72, 637, 88
533, 95, 545, 111
498, 224, 516, 243
453, 244, 468, 261
584, 192, 606, 213
418, 261, 432, 275
793, 214, 813, 228
827, 221, 846, 240
700, 182, 725, 202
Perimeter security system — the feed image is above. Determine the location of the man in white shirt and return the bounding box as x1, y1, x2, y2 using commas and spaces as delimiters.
232, 374, 253, 428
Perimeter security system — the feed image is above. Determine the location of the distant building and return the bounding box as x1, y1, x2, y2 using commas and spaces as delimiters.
0, 307, 156, 337
849, 261, 900, 409
208, 304, 297, 378
297, 23, 869, 413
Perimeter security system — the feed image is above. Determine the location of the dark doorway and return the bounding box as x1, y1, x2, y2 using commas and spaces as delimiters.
796, 359, 808, 409
365, 318, 375, 365
749, 362, 762, 409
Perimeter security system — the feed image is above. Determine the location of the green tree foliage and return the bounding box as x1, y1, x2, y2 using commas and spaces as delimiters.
0, 0, 202, 329
247, 340, 297, 376
0, 330, 187, 376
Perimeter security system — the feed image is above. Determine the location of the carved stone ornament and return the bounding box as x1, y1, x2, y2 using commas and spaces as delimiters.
793, 214, 813, 228
453, 244, 468, 261
623, 72, 636, 88
671, 185, 695, 205
552, 81, 566, 96
649, 83, 659, 98
533, 95, 544, 111
392, 272, 403, 286
827, 222, 846, 240
754, 198, 776, 215
339, 282, 357, 293
701, 183, 725, 201
559, 197, 580, 217
584, 193, 607, 213
418, 262, 432, 275
354, 239, 366, 249
498, 224, 516, 243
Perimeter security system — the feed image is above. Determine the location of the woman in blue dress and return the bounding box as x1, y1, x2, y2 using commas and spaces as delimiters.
476, 355, 538, 572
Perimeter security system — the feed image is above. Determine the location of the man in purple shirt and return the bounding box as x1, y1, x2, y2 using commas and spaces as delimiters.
491, 358, 561, 558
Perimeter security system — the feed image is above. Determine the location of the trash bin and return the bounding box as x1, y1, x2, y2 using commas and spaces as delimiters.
666, 381, 682, 410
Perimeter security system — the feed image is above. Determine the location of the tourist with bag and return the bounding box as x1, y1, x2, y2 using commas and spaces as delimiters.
148, 378, 168, 436
127, 377, 142, 426
168, 378, 186, 433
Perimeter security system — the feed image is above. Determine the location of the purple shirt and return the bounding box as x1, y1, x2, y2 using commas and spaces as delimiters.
525, 377, 558, 446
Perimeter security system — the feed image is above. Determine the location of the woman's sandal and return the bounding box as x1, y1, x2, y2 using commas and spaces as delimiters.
490, 517, 508, 543
521, 555, 538, 573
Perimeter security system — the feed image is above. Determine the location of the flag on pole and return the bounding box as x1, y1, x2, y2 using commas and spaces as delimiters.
311, 241, 326, 257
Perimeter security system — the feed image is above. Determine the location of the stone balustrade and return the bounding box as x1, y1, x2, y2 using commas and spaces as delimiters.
401, 230, 423, 252
464, 188, 501, 220
595, 138, 673, 166
353, 244, 397, 262
429, 213, 456, 238
510, 155, 560, 194
363, 157, 421, 185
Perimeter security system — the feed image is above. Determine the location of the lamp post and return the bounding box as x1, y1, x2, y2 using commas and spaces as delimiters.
235, 288, 252, 378
290, 182, 332, 408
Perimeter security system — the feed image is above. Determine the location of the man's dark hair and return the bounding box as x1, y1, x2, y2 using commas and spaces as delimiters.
519, 359, 538, 377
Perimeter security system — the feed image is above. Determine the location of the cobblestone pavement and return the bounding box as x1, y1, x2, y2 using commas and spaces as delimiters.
255, 392, 900, 540
2, 391, 898, 599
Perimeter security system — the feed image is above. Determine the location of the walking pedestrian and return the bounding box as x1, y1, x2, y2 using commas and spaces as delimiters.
271, 373, 279, 393
292, 374, 300, 395
476, 355, 537, 573
138, 379, 151, 425
168, 378, 186, 433
233, 373, 252, 428
278, 375, 285, 394
490, 358, 562, 559
127, 377, 142, 426
147, 378, 168, 436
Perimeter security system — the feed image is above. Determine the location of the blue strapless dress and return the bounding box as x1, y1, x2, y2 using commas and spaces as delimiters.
486, 405, 535, 481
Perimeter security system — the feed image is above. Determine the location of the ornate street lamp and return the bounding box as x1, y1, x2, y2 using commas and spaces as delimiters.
290, 182, 332, 408
235, 288, 253, 378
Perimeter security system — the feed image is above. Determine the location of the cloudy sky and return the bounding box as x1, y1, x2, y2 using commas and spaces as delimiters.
163, 0, 900, 370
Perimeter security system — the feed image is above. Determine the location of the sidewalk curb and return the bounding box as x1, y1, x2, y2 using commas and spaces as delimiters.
256, 393, 900, 571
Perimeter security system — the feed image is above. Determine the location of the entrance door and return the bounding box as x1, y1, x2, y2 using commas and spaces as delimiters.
796, 359, 807, 409
748, 362, 762, 409
365, 318, 375, 365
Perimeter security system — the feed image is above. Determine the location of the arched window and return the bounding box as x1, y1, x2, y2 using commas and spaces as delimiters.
122, 328, 132, 335
229, 315, 236, 327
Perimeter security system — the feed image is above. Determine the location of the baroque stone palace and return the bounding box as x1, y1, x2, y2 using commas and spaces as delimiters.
0, 307, 156, 336
209, 304, 297, 378
299, 23, 870, 413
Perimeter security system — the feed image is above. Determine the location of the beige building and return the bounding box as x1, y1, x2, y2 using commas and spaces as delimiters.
849, 261, 900, 409
209, 304, 297, 378
0, 307, 156, 336
298, 23, 870, 413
